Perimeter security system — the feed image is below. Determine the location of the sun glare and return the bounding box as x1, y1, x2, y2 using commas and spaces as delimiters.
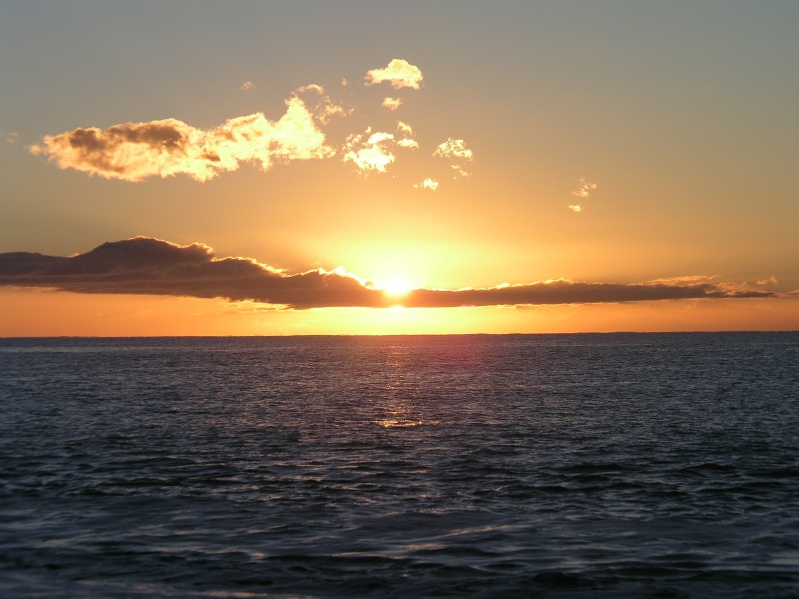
382, 280, 412, 296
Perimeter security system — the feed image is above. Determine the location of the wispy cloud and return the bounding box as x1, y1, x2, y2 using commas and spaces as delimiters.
294, 84, 353, 124
364, 59, 423, 90
1, 238, 776, 309
342, 121, 419, 174
1, 132, 20, 143
434, 138, 474, 177
342, 128, 396, 174
568, 177, 597, 213
414, 178, 439, 191
382, 97, 403, 111
240, 81, 255, 91
572, 177, 597, 199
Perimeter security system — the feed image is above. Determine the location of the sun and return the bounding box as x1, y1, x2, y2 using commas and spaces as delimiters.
382, 279, 412, 297
383, 279, 411, 296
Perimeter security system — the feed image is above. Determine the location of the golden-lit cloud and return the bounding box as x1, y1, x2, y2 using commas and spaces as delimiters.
1, 132, 20, 143
395, 121, 418, 149
572, 177, 597, 199
1, 237, 776, 310
295, 84, 324, 94
396, 138, 419, 149
28, 96, 334, 182
414, 178, 439, 191
397, 121, 412, 134
342, 121, 420, 174
293, 84, 353, 124
240, 81, 255, 91
29, 60, 473, 187
382, 97, 403, 110
364, 59, 423, 90
568, 177, 597, 212
434, 138, 474, 177
342, 128, 396, 174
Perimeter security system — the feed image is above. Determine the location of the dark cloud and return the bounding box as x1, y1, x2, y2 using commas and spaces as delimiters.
403, 281, 770, 308
0, 237, 383, 309
0, 237, 775, 309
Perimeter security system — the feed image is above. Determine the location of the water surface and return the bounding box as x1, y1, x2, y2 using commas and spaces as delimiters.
1, 333, 797, 597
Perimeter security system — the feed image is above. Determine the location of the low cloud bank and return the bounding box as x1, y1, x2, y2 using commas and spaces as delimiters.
0, 237, 380, 309
0, 238, 775, 310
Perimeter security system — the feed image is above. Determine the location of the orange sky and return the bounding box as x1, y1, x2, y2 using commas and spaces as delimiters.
2, 3, 798, 335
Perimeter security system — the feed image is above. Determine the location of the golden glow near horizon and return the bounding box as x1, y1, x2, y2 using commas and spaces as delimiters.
381, 280, 412, 297
1, 3, 798, 335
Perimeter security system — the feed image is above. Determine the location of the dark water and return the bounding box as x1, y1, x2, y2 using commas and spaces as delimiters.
1, 333, 798, 598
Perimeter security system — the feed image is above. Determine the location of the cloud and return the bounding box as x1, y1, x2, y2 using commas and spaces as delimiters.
342, 128, 396, 174
240, 81, 255, 91
568, 178, 597, 212
413, 178, 439, 191
364, 59, 423, 90
434, 138, 474, 177
648, 275, 719, 285
382, 97, 403, 111
0, 237, 776, 310
1, 132, 19, 143
342, 122, 418, 174
296, 84, 324, 94
293, 84, 352, 124
395, 121, 418, 149
28, 95, 335, 182
0, 237, 382, 309
572, 177, 597, 199
396, 138, 419, 149
397, 121, 413, 136
29, 61, 473, 187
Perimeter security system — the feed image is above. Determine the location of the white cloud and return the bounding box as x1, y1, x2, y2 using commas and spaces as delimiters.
568, 204, 583, 213
240, 81, 255, 91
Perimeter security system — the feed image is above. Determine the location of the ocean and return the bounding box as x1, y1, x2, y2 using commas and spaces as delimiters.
0, 333, 797, 598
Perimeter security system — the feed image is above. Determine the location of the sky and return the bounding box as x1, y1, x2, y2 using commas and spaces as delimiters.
1, 0, 798, 335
